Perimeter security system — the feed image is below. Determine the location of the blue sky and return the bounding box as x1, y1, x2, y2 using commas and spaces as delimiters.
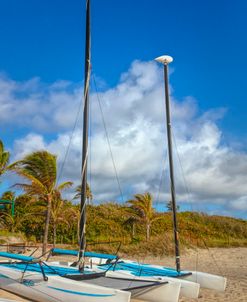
1, 0, 247, 140
0, 0, 247, 218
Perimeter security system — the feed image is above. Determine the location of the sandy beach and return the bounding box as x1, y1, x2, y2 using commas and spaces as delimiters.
0, 247, 246, 301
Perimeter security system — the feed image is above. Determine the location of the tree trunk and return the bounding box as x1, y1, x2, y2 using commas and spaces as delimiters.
53, 223, 56, 247
146, 223, 150, 241
43, 194, 52, 253
132, 222, 136, 238
77, 218, 80, 245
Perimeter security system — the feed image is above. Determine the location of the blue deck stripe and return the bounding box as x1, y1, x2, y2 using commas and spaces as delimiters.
0, 263, 90, 275
0, 273, 9, 279
98, 262, 190, 277
47, 286, 115, 297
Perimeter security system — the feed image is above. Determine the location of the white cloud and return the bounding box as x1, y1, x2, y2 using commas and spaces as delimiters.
0, 74, 83, 131
13, 133, 47, 159
229, 197, 247, 211
1, 60, 247, 218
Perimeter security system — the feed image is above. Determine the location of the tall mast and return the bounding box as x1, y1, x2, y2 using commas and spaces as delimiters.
79, 0, 91, 260
155, 55, 181, 272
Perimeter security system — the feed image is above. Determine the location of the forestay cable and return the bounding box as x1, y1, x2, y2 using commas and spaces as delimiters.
92, 73, 124, 203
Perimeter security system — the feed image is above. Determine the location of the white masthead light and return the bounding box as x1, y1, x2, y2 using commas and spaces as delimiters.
155, 55, 173, 65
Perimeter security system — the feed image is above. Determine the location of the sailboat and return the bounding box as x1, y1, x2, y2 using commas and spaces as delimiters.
87, 54, 227, 294
48, 55, 227, 298
0, 251, 131, 302
85, 55, 227, 293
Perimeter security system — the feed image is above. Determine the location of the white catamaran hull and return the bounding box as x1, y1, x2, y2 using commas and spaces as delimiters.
184, 270, 227, 292
106, 270, 199, 299
89, 256, 226, 295
122, 260, 227, 292
87, 257, 200, 298
46, 262, 181, 302
130, 280, 180, 302
107, 272, 181, 302
0, 266, 131, 302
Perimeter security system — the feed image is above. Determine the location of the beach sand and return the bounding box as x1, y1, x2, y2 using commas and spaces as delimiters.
0, 247, 246, 301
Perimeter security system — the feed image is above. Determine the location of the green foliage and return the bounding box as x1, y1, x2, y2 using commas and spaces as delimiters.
1, 191, 15, 201
74, 184, 93, 204
10, 150, 73, 252
166, 200, 180, 212
0, 140, 10, 177
127, 193, 162, 241
2, 199, 246, 256
0, 139, 246, 256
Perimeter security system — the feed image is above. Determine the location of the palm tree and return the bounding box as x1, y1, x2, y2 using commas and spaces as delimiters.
123, 215, 139, 239
0, 191, 15, 218
0, 211, 33, 232
73, 184, 93, 204
127, 192, 161, 241
166, 200, 180, 212
12, 150, 72, 253
50, 191, 73, 246
0, 140, 10, 177
66, 204, 81, 244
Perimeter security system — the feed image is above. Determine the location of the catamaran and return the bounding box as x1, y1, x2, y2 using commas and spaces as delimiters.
46, 55, 227, 300
48, 248, 198, 299
0, 250, 181, 302
0, 251, 131, 302
95, 54, 227, 295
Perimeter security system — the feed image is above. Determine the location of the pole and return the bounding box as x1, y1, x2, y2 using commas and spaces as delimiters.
155, 55, 181, 272
79, 0, 91, 261
163, 63, 180, 272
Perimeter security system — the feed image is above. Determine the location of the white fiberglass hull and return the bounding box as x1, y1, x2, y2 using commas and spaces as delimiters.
89, 258, 200, 298
183, 270, 227, 292
107, 272, 181, 302
132, 281, 180, 302
122, 260, 227, 292
47, 261, 181, 302
0, 266, 131, 302
106, 270, 199, 299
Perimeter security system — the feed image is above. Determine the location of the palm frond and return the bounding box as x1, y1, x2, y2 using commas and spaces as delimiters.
56, 181, 73, 191
0, 140, 10, 176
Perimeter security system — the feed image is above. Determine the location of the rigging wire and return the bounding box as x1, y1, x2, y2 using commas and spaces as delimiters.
201, 237, 224, 276
163, 127, 181, 263
56, 91, 83, 185
89, 85, 92, 205
171, 129, 200, 273
54, 62, 91, 259
92, 72, 124, 203
171, 129, 225, 275
171, 129, 194, 212
154, 150, 168, 207
78, 145, 89, 258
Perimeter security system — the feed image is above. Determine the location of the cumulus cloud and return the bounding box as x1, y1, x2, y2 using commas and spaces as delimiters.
0, 74, 83, 131
1, 60, 247, 218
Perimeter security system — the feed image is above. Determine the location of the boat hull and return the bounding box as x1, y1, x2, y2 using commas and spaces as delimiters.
121, 260, 227, 292
106, 270, 199, 299
183, 271, 227, 292
46, 261, 181, 302
0, 266, 131, 302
